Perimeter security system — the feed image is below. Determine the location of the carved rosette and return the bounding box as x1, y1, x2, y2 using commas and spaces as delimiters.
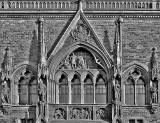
53, 107, 66, 120
69, 107, 92, 120
70, 19, 93, 42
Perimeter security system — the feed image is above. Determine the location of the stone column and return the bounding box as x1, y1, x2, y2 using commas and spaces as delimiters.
68, 76, 73, 104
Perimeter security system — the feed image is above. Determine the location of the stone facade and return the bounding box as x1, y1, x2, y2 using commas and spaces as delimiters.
0, 0, 160, 123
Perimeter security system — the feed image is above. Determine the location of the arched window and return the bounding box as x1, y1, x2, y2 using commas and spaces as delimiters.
18, 70, 38, 105
125, 78, 134, 105
59, 74, 68, 104
125, 68, 146, 105
56, 48, 108, 104
136, 78, 145, 105
71, 74, 81, 104
95, 75, 106, 104
84, 74, 94, 104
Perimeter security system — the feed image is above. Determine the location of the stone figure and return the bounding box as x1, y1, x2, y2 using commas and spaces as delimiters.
150, 81, 158, 103
77, 56, 86, 69
1, 80, 10, 104
64, 56, 71, 69
71, 53, 77, 69
113, 74, 121, 101
38, 78, 47, 102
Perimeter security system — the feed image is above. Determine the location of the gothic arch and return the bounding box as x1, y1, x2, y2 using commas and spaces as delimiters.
122, 63, 149, 83
48, 42, 112, 80
11, 64, 37, 105
122, 64, 150, 105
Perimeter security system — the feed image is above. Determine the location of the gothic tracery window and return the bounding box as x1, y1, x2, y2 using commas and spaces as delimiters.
18, 70, 38, 105
56, 48, 108, 104
125, 68, 146, 106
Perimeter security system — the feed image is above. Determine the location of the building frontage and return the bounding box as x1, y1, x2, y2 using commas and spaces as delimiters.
0, 0, 160, 123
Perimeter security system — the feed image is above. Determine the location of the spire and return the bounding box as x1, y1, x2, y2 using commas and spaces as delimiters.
36, 17, 47, 78
150, 47, 158, 80
113, 17, 123, 75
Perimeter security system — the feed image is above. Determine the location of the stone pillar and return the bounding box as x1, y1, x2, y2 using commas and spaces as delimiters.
68, 76, 73, 104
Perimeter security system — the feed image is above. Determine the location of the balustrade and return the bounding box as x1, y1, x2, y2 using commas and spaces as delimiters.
0, 0, 158, 10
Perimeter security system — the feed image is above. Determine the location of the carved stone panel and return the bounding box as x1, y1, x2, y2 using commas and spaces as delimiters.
69, 106, 93, 120
53, 107, 66, 120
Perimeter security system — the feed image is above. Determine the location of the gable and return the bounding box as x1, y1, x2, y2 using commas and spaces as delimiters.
47, 9, 112, 63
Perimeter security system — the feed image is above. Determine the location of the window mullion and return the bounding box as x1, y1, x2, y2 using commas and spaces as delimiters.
68, 81, 71, 104
81, 81, 84, 104
134, 81, 136, 105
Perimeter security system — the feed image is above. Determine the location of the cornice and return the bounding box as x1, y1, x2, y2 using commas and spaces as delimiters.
0, 11, 160, 19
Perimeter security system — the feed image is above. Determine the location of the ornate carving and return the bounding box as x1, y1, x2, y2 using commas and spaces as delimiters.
59, 53, 87, 70
150, 103, 159, 114
113, 73, 121, 101
38, 78, 47, 103
150, 48, 158, 105
53, 108, 66, 120
70, 107, 92, 120
1, 80, 10, 104
129, 68, 142, 82
150, 48, 158, 81
96, 108, 105, 120
70, 19, 91, 42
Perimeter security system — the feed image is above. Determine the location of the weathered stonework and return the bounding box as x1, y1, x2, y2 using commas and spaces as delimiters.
0, 0, 160, 123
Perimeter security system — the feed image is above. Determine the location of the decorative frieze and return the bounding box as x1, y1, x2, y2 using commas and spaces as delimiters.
49, 104, 111, 121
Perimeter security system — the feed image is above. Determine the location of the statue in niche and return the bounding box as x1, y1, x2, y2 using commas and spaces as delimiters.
1, 80, 10, 104
150, 80, 158, 104
54, 108, 65, 120
38, 77, 47, 102
113, 74, 121, 101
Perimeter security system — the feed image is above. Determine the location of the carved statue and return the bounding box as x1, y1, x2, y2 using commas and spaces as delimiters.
113, 74, 121, 101
71, 53, 77, 69
150, 81, 158, 103
54, 108, 65, 119
38, 78, 47, 102
1, 80, 10, 104
77, 56, 86, 69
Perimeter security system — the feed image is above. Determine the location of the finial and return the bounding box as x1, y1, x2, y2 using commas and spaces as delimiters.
79, 0, 85, 11
115, 16, 123, 25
